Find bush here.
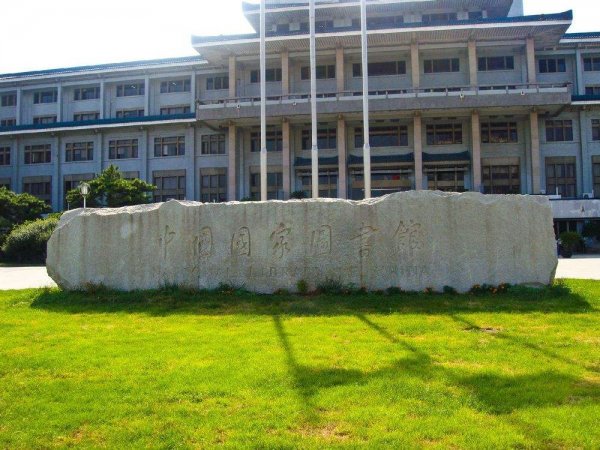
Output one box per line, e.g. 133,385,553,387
1,217,59,263
290,191,307,200
559,231,583,253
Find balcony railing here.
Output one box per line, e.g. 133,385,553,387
197,83,571,108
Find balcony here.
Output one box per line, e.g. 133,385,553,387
196,83,571,121
547,196,600,220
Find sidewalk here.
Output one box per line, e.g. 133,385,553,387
1,256,599,290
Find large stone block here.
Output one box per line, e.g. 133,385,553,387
47,192,558,293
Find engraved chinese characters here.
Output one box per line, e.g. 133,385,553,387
231,227,251,257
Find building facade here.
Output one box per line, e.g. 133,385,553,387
1,0,600,231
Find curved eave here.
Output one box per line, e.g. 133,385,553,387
193,19,572,63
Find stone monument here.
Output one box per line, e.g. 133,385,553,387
47,191,558,293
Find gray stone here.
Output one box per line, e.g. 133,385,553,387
47,191,558,293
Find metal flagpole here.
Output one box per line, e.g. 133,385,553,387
309,0,319,198
260,0,268,201
360,0,371,199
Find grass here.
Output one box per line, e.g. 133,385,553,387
0,281,598,448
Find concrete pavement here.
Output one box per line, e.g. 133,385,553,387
0,256,599,290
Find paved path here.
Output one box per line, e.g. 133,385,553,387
1,256,600,290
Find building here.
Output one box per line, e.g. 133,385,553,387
1,0,599,233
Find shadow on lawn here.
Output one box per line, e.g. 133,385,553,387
29,283,594,317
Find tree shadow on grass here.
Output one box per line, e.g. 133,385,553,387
28,284,595,317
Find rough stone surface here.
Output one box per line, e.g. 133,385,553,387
47,192,558,293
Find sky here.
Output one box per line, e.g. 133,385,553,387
0,0,595,74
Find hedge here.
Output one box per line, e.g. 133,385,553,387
1,217,59,263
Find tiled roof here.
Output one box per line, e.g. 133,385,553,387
0,56,205,82
192,11,573,45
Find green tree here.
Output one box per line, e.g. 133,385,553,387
0,187,51,225
65,165,155,208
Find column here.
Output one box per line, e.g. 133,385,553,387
414,114,423,190
336,46,345,93
144,77,150,116
530,111,541,194
57,84,63,122
411,42,420,90
309,0,319,198
575,48,585,96
579,110,591,194
52,136,60,211
140,129,149,182
99,81,105,119
282,120,291,199
337,118,347,198
526,37,537,85
360,0,371,198
471,111,482,192
96,132,103,174
468,40,478,88
186,126,196,200
228,124,237,201
229,55,237,98
259,0,267,201
190,73,197,113
15,88,22,125
11,137,19,193
281,50,290,97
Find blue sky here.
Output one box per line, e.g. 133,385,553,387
0,0,593,74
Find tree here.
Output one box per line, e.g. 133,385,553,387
65,165,156,208
0,187,51,225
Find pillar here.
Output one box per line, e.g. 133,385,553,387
229,55,237,98
468,40,478,88
580,109,591,194
185,126,196,200
414,114,423,190
15,88,22,125
282,120,291,199
336,46,345,93
99,81,105,119
228,124,237,201
530,111,541,194
190,73,197,113
281,50,290,96
576,48,585,96
526,37,537,85
57,84,63,122
11,137,19,193
140,129,149,182
471,111,482,192
52,136,60,211
411,42,420,90
96,131,103,174
144,77,150,116
337,118,347,198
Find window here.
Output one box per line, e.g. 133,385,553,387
23,178,51,203
0,179,9,190
426,123,463,145
201,134,226,155
64,174,94,204
545,120,573,142
33,90,57,104
352,61,406,77
422,13,457,24
367,15,404,29
546,157,576,197
65,142,94,162
300,65,336,80
585,86,600,96
276,23,290,33
426,166,466,192
73,112,99,122
160,106,190,115
33,116,57,125
153,170,186,202
355,126,408,148
160,79,191,94
1,94,16,107
250,130,283,152
424,58,460,73
154,136,185,157
206,76,229,91
478,56,514,71
482,160,520,194
109,139,138,160
0,147,10,166
468,11,483,20
116,109,145,118
24,144,51,164
481,122,518,144
0,118,16,127
593,156,600,198
250,68,282,83
302,128,337,150
200,168,227,202
593,119,600,141
350,168,412,199
583,57,600,72
74,87,100,101
116,82,145,97
250,171,282,200
539,58,566,73
299,169,338,198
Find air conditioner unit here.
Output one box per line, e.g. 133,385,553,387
583,192,595,199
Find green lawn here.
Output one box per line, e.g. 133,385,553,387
0,282,599,449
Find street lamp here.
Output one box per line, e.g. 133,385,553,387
79,182,90,210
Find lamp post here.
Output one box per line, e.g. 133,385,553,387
79,182,90,210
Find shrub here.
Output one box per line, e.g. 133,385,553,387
1,217,59,263
316,278,345,295
290,191,307,200
296,279,309,295
443,286,458,295
559,231,583,253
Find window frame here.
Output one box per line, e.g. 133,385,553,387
426,123,463,145
153,136,186,157
545,120,574,142
24,144,52,164
108,139,139,160
423,58,460,74
65,141,94,162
